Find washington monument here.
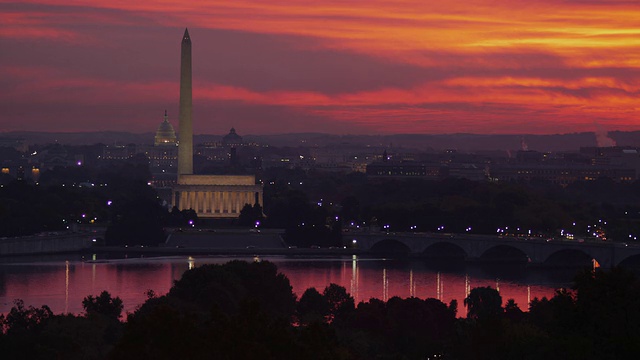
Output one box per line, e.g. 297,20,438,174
172,28,263,218
178,28,193,175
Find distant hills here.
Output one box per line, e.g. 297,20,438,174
2,130,639,152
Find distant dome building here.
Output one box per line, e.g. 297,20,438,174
222,127,243,148
155,110,178,146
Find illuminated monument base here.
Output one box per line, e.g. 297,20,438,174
172,175,263,218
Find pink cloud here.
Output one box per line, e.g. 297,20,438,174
1,0,639,135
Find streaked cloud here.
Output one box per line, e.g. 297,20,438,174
0,0,639,134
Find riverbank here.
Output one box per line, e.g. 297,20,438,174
0,231,100,256
88,245,362,257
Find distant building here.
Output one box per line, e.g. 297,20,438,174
195,142,225,161
366,150,490,180
580,146,640,179
195,128,260,165
367,160,444,179
484,146,639,185
490,164,636,185
222,128,243,148
0,164,39,182
447,163,487,181
310,145,379,174
28,144,83,169
0,137,26,152
103,144,136,160
516,150,544,164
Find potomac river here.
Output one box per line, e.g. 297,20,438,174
0,253,577,316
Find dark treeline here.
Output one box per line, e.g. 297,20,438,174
1,261,640,359
2,162,640,247
0,159,194,244
262,168,640,246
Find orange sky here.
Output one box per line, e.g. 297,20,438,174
1,0,639,134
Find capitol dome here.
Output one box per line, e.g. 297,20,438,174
154,110,177,146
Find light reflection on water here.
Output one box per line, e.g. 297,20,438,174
0,254,576,316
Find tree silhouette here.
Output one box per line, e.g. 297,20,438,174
323,284,355,323
82,291,124,321
296,287,329,325
238,203,264,227
464,286,503,320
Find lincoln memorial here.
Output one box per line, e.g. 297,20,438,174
172,175,262,218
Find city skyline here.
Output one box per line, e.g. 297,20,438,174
1,1,640,135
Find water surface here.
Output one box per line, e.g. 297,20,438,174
0,254,575,316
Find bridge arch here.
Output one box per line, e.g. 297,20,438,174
543,249,597,268
480,245,529,264
616,254,640,269
370,239,411,255
423,242,467,260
